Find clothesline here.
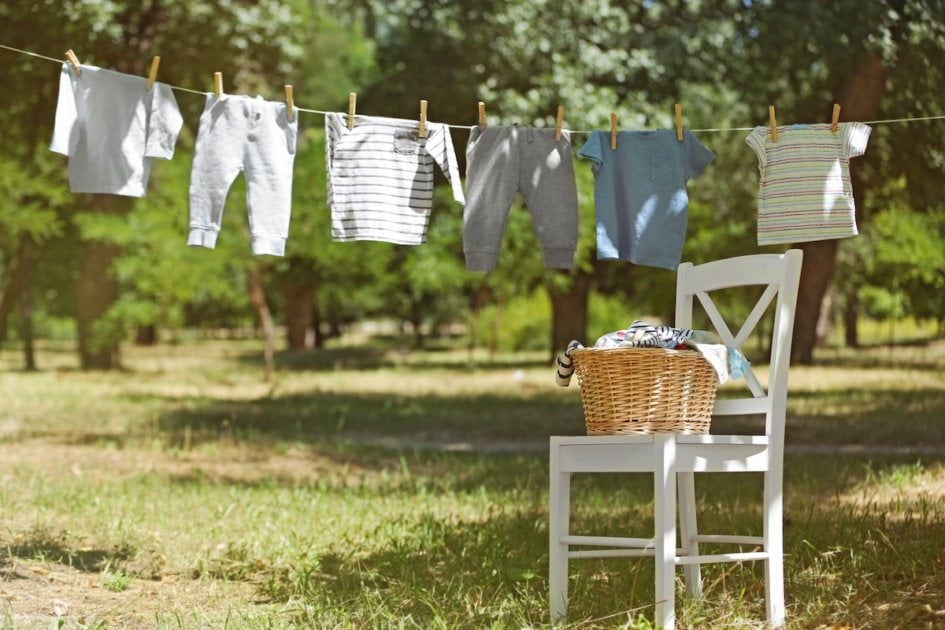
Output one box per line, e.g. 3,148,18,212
4,42,945,135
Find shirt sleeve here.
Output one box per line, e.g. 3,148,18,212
842,122,871,159
684,130,715,179
577,131,604,173
50,63,78,156
325,113,341,202
427,124,465,205
744,126,767,168
144,82,184,160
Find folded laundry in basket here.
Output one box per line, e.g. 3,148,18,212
554,320,749,387
593,320,700,349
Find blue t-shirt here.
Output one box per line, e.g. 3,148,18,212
578,129,714,270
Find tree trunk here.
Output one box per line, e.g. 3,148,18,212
0,237,32,350
313,307,326,348
135,325,158,346
283,282,315,350
815,285,835,348
246,264,276,381
548,271,592,362
76,195,127,370
791,55,888,364
792,240,837,364
408,299,425,350
843,291,860,348
17,237,36,371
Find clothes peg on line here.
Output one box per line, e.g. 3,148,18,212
768,105,778,142
213,72,223,97
285,85,294,122
674,103,684,142
555,105,564,141
831,103,841,133
610,112,618,150
419,99,428,138
478,101,486,128
146,56,161,90
348,92,357,130
65,49,82,75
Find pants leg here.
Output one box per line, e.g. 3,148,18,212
517,129,579,269
462,126,521,272
188,96,246,249
243,99,298,256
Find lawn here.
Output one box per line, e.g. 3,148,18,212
1,338,944,628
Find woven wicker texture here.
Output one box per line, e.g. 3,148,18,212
571,347,717,435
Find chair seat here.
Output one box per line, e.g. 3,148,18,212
552,433,771,473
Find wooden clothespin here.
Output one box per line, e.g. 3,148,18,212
419,99,428,138
610,112,618,150
830,103,841,133
768,105,778,142
348,92,357,130
674,103,684,142
213,72,223,97
146,56,161,90
65,49,82,76
284,85,294,122
478,101,486,129
555,105,564,141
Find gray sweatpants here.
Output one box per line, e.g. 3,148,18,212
463,126,579,272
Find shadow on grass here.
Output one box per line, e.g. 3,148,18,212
813,338,945,371
785,387,945,447
230,346,554,373
149,385,945,457
3,527,133,573
155,389,585,451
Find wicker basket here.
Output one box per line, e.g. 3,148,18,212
570,347,717,435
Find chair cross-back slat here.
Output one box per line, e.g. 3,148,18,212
694,282,780,401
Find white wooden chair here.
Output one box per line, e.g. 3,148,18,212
549,249,803,628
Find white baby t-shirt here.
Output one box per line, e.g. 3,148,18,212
50,63,183,197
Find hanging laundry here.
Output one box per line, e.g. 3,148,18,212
325,113,464,245
745,122,871,245
188,94,298,256
50,63,182,197
463,126,579,272
578,129,714,270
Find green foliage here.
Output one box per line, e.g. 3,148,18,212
3,0,945,357
862,205,945,323
472,289,550,352
0,155,69,245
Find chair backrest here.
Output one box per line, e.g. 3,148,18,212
674,249,803,440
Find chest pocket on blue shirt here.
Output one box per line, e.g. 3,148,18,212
649,147,677,186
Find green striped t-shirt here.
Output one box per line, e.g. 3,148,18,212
746,122,871,246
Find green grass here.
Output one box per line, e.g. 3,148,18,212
1,338,944,627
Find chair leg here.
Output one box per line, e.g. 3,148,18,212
764,470,786,627
678,471,702,598
654,435,677,629
549,445,571,623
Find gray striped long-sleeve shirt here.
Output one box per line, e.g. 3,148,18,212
326,113,465,245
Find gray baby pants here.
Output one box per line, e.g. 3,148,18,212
463,126,579,272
